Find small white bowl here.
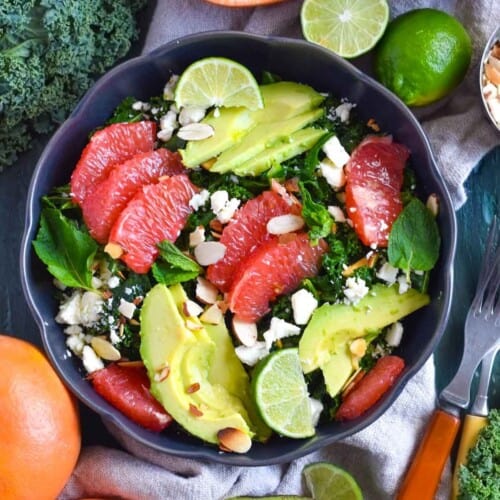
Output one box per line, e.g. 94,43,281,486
479,26,500,132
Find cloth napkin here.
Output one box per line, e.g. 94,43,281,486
61,1,499,499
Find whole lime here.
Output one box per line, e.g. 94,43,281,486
374,8,472,106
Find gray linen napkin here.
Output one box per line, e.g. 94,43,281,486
61,1,499,499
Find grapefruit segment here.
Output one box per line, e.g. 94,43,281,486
207,190,299,292
82,149,185,244
228,233,327,322
345,135,409,248
70,121,156,204
108,174,199,274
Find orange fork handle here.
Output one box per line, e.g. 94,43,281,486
397,409,460,500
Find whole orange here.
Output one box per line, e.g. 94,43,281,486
0,335,81,500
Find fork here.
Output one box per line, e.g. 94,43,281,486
397,216,499,500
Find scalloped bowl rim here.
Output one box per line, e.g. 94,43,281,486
20,31,456,466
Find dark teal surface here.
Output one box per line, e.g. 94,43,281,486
435,145,500,408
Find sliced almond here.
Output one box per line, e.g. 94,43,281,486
189,226,205,247
183,299,204,318
266,214,305,235
426,193,439,217
194,241,226,266
189,403,203,417
186,382,200,394
196,277,219,304
177,123,214,141
90,336,121,361
185,318,203,331
199,303,223,325
154,364,170,382
105,242,123,259
217,427,252,454
232,317,258,346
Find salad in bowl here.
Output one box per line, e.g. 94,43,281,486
22,32,455,465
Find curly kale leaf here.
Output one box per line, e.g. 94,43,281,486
458,409,500,499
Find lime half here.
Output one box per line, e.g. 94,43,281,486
303,462,363,500
174,57,263,110
300,0,389,58
252,348,314,439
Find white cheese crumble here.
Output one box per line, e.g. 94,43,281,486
66,334,85,355
291,289,318,325
322,136,350,168
318,158,346,190
210,190,241,224
178,106,206,126
386,321,404,347
376,262,399,284
234,341,269,367
118,298,136,319
163,74,179,101
81,345,104,374
56,290,103,327
107,276,120,289
397,275,410,294
343,277,369,305
189,189,210,210
335,102,356,123
263,317,301,349
160,110,178,131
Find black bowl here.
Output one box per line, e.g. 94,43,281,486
20,31,456,466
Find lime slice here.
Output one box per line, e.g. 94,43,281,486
303,462,363,500
252,348,314,439
300,0,389,59
174,57,263,110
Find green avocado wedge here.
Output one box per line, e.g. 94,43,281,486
233,127,327,177
298,284,430,375
210,108,324,174
140,283,267,446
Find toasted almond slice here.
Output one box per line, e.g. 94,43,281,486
177,123,214,141
266,214,305,235
194,241,226,266
199,303,223,325
185,318,204,331
105,242,123,259
349,338,367,358
217,427,252,454
196,277,219,304
90,336,121,361
426,193,439,217
232,317,258,346
183,299,204,318
189,403,203,417
154,364,170,382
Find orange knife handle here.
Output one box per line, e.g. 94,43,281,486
397,409,460,500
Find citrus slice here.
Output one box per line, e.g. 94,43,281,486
252,348,315,439
174,57,263,110
300,0,389,59
303,462,363,500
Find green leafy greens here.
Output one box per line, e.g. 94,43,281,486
299,181,333,243
32,207,98,290
388,198,440,273
152,241,202,286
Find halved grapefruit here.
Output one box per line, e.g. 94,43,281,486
207,190,298,292
82,149,185,244
108,174,199,274
228,233,327,322
70,121,156,204
345,135,409,248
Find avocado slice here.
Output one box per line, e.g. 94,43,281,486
180,82,324,168
204,323,272,442
254,81,325,123
210,108,324,174
233,127,327,177
140,283,260,445
320,343,354,398
180,107,255,168
298,284,430,374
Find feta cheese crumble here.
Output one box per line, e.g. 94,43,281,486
291,289,318,325
322,136,350,168
235,341,269,367
118,298,136,319
210,190,241,224
343,277,369,305
376,262,399,284
189,189,210,210
386,321,404,346
263,317,301,349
